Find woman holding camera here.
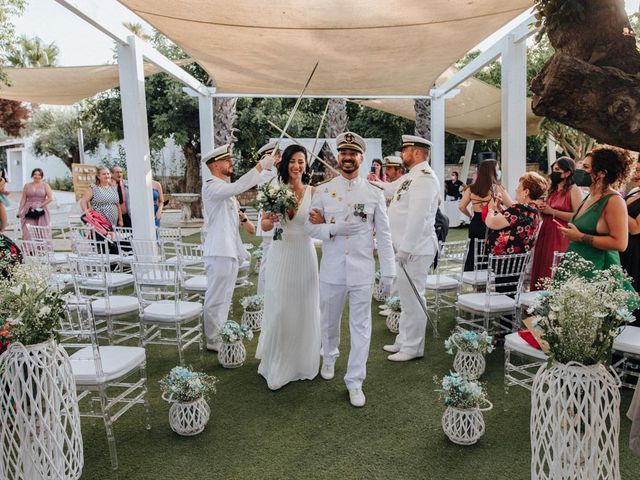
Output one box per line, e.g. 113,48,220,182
17,168,53,241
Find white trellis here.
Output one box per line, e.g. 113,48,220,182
441,401,493,446
218,342,247,368
168,397,211,437
453,350,487,380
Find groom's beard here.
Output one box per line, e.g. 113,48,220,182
339,160,358,174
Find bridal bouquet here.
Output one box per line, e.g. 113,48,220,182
219,321,254,344
529,252,640,365
435,372,488,409
445,329,494,355
253,181,298,240
159,366,218,403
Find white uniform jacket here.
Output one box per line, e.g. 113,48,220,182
387,161,441,256
255,169,277,238
202,167,262,259
304,176,396,287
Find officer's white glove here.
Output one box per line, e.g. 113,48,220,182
379,275,395,297
259,154,275,171
396,250,411,266
331,219,368,237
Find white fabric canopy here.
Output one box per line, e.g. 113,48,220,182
119,0,532,95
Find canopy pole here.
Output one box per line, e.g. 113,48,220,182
500,33,527,195
460,140,475,184
198,93,215,182
117,35,156,242
429,90,445,194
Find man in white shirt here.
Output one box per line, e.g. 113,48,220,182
382,135,440,362
202,144,274,351
305,132,396,407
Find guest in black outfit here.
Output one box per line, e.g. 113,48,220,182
622,160,640,325
445,171,464,200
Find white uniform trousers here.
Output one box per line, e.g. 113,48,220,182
204,256,238,348
256,238,273,296
320,281,373,390
393,254,434,357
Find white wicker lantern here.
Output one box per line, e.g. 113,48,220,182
386,311,400,333
453,351,486,380
441,400,492,446
168,397,210,437
241,309,263,332
218,341,247,368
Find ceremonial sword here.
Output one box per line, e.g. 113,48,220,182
400,262,430,322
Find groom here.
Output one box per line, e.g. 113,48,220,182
305,132,396,407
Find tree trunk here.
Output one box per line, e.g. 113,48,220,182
214,98,238,147
183,142,203,218
531,0,640,151
322,98,348,178
414,99,431,139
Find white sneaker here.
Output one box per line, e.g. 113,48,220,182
206,341,221,352
348,388,366,407
320,361,335,380
383,344,400,353
387,352,422,362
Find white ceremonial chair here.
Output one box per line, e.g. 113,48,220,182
26,224,71,267
157,227,182,262
455,251,531,335
166,240,203,268
504,331,548,393
69,256,140,344
459,238,490,293
132,261,204,365
177,243,207,299
113,226,135,271
58,299,150,472
612,325,640,389
130,238,165,263
20,240,73,288
70,235,123,272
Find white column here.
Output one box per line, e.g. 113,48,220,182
117,36,156,241
500,33,527,195
429,90,445,194
546,135,557,173
198,94,215,182
460,140,475,184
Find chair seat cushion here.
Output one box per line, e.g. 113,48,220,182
50,252,69,264
82,273,134,288
461,270,489,286
184,275,207,292
457,292,516,313
142,300,202,322
70,346,146,385
166,256,201,266
613,326,640,355
426,274,459,290
91,296,139,316
505,332,548,360
518,291,546,307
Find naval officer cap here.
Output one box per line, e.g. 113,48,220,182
336,132,366,154
257,140,278,157
201,144,232,165
383,156,403,167
401,135,432,150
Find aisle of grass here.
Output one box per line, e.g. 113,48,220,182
80,227,640,479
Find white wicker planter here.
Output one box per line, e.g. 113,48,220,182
385,311,400,333
372,281,388,302
453,350,486,379
442,400,493,446
241,309,263,332
531,361,621,480
218,341,247,369
0,339,83,480
253,259,261,274
167,397,210,437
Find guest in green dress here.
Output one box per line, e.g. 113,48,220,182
559,145,635,273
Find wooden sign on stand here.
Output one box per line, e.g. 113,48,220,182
72,163,97,201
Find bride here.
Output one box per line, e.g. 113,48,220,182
256,144,321,390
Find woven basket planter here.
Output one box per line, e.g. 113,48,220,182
385,311,400,333
168,397,210,437
372,280,388,302
253,259,261,274
453,351,486,380
0,339,83,480
531,362,621,480
442,401,492,446
218,341,247,369
241,309,263,332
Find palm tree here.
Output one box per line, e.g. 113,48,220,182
214,97,238,147
322,98,348,174
6,35,59,67
414,98,431,140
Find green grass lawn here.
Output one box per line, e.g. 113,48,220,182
79,226,640,479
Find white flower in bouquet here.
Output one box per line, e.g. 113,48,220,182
384,296,402,313
253,181,298,241
159,366,218,403
444,329,494,355
435,372,488,409
219,321,254,343
240,294,264,312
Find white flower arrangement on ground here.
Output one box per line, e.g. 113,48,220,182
445,329,494,355
252,244,263,260
384,296,401,313
240,294,264,312
219,321,254,344
529,252,640,365
253,181,298,240
159,366,218,403
435,372,488,409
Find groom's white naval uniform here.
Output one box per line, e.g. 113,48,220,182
305,132,395,407
202,144,272,350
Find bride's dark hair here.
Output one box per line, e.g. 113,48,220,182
278,144,310,184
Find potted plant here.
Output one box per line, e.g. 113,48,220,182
528,253,639,480
445,329,494,379
160,366,218,436
436,372,492,446
240,294,264,332
383,296,401,333
0,260,83,480
218,321,254,368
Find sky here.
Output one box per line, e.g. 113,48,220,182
10,0,640,67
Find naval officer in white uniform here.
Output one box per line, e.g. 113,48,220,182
202,144,274,351
255,141,282,295
382,135,440,361
305,132,396,407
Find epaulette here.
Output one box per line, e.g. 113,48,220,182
206,179,214,183
420,169,431,175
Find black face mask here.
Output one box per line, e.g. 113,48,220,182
549,172,563,183
573,169,592,187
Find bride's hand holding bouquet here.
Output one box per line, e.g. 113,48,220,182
254,182,298,240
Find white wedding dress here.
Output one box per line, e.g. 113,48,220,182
257,186,321,389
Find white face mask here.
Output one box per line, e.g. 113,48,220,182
496,169,502,181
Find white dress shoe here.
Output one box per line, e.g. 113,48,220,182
348,388,366,407
206,342,221,352
387,352,422,362
380,309,391,317
383,344,400,353
320,361,335,380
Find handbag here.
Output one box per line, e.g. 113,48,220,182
81,210,115,242
24,207,45,220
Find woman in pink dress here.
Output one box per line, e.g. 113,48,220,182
530,157,583,289
17,168,53,241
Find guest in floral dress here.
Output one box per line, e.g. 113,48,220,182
16,168,53,241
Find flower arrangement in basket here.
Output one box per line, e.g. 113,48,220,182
218,321,254,368
373,271,387,302
435,372,492,446
383,296,401,333
160,366,218,436
252,244,263,273
253,182,298,240
240,294,264,332
445,329,494,379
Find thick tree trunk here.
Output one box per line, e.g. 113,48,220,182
322,98,348,178
183,142,203,218
414,99,431,139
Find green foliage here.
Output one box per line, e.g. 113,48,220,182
47,176,73,192
5,34,59,68
0,0,26,85
533,0,587,37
